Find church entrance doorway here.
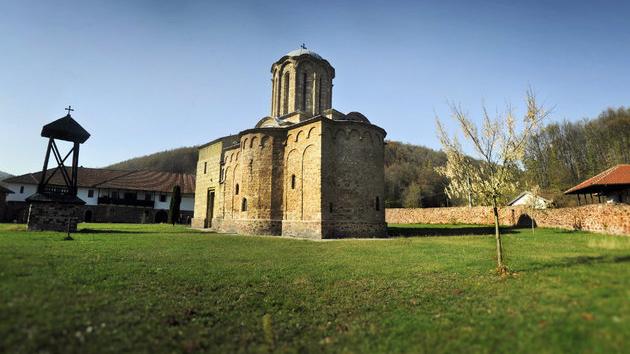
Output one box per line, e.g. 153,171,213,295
205,190,215,228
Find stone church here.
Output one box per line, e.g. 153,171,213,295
192,48,387,239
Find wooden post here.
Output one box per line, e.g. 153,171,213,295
71,142,80,196
38,138,53,193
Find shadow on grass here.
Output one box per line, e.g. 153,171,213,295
387,226,517,237
519,254,630,272
77,228,153,234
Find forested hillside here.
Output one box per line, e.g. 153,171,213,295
105,141,449,208
105,107,629,208
384,142,449,207
106,146,199,174
0,171,13,181
524,107,630,205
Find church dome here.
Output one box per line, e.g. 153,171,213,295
286,48,323,60
343,112,371,123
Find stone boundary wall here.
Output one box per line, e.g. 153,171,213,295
386,204,630,236
3,201,193,224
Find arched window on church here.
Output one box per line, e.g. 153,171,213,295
282,72,290,115
318,76,322,113
302,72,308,111
291,174,296,189
375,196,380,211
235,183,239,195
276,74,281,116
242,198,248,212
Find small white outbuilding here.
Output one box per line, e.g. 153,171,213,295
507,191,553,209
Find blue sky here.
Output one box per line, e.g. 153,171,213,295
1,0,629,175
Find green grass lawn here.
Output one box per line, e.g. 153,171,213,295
1,223,629,353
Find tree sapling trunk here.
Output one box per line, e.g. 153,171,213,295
492,199,506,274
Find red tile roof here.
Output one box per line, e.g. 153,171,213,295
565,164,630,194
4,167,195,194
97,170,196,194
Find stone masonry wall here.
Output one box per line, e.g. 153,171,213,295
202,119,388,239
192,142,223,228
7,201,189,224
212,129,289,236
386,204,630,236
283,121,322,222
27,202,82,232
321,119,387,238
83,205,193,224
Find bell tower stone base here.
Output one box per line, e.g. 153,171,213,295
27,201,83,232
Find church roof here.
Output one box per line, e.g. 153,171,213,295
342,112,371,123
272,47,335,76
286,48,323,60
199,134,240,149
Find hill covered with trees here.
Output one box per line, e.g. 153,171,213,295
105,141,449,208
524,107,630,205
0,171,13,181
106,146,199,175
105,107,629,208
384,142,449,207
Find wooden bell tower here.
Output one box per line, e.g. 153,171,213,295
26,106,91,232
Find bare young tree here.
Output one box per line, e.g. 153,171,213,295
436,90,548,274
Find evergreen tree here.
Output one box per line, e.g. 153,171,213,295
168,185,182,225
402,182,423,208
